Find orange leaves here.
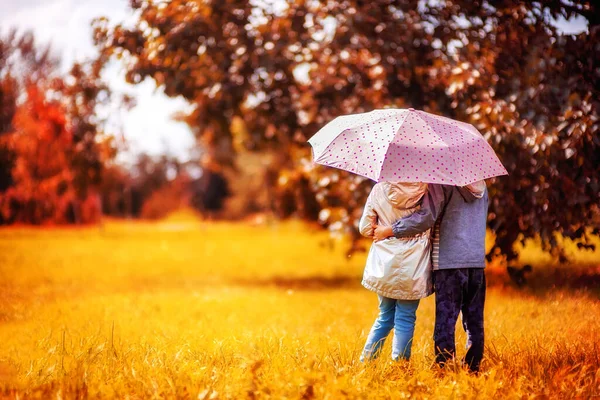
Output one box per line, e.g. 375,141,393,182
1,28,115,224
8,85,72,184
0,84,77,223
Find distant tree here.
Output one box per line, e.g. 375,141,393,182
0,30,57,214
191,167,230,219
98,163,131,217
95,0,599,261
140,174,191,220
100,153,200,220
120,153,183,217
0,86,74,223
54,59,115,201
0,29,116,224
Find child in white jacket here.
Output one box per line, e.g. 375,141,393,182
358,181,433,361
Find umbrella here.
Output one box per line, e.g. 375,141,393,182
308,108,507,186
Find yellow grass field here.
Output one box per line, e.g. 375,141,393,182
1,213,599,399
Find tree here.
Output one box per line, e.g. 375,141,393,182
440,2,600,260
95,0,599,261
0,30,57,214
54,59,115,202
0,29,116,224
0,85,74,223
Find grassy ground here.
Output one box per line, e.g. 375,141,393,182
0,214,599,399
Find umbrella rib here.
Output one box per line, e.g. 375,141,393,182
375,110,412,182
313,110,402,166
410,112,461,186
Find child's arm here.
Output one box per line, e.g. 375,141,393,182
374,184,445,241
358,188,378,238
391,184,446,238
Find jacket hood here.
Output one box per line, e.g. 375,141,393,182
458,180,487,203
381,181,428,209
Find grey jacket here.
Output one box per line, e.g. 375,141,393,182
391,182,488,269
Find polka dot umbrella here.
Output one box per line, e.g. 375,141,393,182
308,108,508,186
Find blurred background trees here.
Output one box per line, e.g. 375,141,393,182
91,0,598,261
0,30,116,224
0,1,598,263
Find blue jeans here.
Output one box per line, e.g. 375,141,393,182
361,296,420,361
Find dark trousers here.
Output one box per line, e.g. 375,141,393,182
433,268,486,372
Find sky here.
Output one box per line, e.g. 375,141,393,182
0,0,196,164
0,0,589,164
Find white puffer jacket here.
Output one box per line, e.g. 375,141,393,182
359,182,433,300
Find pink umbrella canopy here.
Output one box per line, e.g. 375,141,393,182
308,108,508,186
